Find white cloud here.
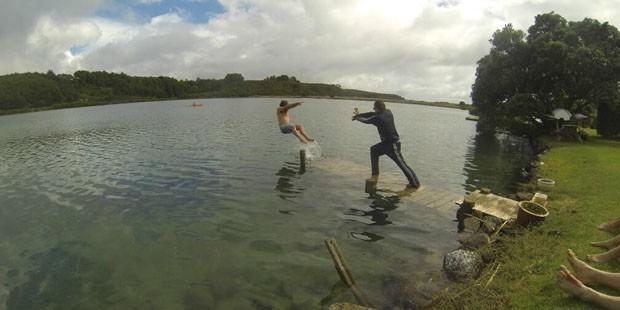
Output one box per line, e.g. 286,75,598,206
1,0,620,102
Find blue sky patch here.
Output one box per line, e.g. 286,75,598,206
95,0,225,24
69,44,89,55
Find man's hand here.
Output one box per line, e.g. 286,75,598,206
352,107,359,121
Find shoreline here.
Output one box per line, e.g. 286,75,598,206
0,95,469,117
431,132,620,309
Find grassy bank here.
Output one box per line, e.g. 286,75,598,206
435,135,620,309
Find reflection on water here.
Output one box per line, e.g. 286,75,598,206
463,132,534,195
345,194,401,226
274,161,305,202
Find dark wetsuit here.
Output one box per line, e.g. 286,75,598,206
355,110,420,188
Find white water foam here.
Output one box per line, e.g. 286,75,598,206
299,141,322,161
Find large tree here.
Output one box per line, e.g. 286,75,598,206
471,12,620,137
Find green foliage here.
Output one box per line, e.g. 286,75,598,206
223,73,244,84
595,84,620,137
0,71,403,113
472,12,620,137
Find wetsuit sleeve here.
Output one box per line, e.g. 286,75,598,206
355,112,378,124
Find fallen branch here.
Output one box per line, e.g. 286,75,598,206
324,238,374,308
490,220,509,242
485,263,502,288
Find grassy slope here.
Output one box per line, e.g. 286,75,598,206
435,135,620,309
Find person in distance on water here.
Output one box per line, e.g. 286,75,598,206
352,100,421,191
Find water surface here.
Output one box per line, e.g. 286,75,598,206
0,98,532,309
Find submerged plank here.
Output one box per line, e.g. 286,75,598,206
314,158,463,215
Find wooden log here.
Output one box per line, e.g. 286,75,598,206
324,239,373,308
300,149,306,170
364,179,377,194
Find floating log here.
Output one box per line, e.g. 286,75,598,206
324,238,373,308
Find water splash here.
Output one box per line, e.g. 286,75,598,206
299,141,322,160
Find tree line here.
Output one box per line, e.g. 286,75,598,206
0,71,403,112
471,12,620,138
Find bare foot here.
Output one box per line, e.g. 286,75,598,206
587,253,609,263
557,265,588,299
597,218,620,233
591,240,615,250
591,234,620,250
591,241,611,249
566,249,597,285
556,265,591,300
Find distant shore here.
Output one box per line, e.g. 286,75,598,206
283,95,471,110
0,95,470,117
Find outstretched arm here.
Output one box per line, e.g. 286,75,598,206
280,102,302,112
352,109,378,124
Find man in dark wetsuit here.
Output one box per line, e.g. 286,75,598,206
352,100,421,190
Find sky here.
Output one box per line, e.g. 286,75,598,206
1,0,619,102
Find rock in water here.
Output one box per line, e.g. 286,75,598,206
457,232,490,249
443,249,483,281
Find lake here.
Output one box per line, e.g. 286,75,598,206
0,98,533,309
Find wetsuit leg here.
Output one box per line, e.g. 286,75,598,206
370,142,387,176
385,142,420,188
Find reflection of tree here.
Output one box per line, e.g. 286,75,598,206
274,161,305,201
462,133,534,195
345,194,401,226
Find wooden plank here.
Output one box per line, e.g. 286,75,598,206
315,158,465,214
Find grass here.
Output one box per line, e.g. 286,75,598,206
433,134,620,309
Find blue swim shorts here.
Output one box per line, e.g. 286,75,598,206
280,124,294,134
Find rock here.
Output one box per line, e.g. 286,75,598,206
516,192,534,201
328,303,376,310
381,271,450,309
481,215,503,233
443,249,483,281
462,216,481,232
457,232,490,249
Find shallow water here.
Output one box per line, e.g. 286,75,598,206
0,98,532,309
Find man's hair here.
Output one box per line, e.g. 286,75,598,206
374,100,386,112
280,100,288,107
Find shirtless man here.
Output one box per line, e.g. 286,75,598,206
277,100,314,144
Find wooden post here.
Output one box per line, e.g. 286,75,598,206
299,149,306,172
324,238,373,308
365,178,377,194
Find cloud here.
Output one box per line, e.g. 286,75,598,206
1,0,620,102
0,0,104,73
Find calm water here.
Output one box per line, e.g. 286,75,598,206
0,98,532,309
